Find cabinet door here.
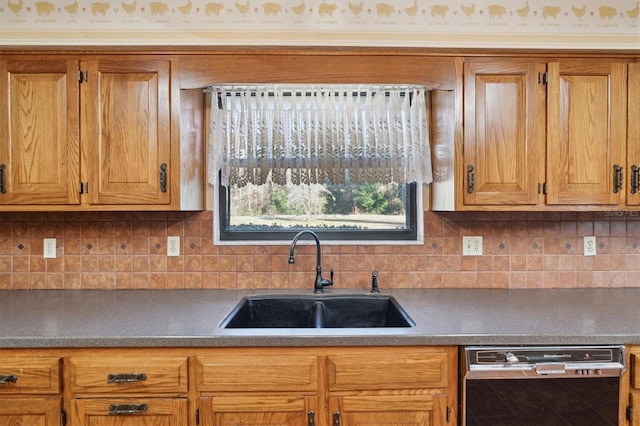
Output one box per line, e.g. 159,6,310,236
329,394,448,426
81,58,171,206
628,63,640,206
0,396,61,426
0,59,80,205
200,396,317,426
72,398,187,426
463,60,545,206
546,61,627,205
632,392,640,426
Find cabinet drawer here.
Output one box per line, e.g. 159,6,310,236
68,356,188,395
0,357,60,394
72,398,187,426
326,347,451,391
196,350,317,392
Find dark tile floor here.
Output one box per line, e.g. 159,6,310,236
465,377,620,425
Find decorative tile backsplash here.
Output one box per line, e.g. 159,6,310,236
0,0,638,48
1,210,638,290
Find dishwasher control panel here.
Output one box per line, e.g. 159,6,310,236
464,345,626,379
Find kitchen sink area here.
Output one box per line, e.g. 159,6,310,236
219,294,415,329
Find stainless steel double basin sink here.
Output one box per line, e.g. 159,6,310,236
220,294,415,329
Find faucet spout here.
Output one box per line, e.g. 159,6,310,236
289,230,333,293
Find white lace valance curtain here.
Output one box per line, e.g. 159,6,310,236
208,84,433,187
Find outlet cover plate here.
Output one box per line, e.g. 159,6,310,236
463,236,483,256
43,238,56,259
167,236,180,257
584,236,596,256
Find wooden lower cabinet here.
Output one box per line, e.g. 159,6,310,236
67,352,190,426
1,346,457,426
196,346,457,426
629,349,640,425
0,354,62,426
0,396,61,426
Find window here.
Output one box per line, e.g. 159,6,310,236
208,85,432,244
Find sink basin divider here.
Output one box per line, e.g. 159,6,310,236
313,301,324,328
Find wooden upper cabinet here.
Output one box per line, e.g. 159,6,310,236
81,58,171,205
546,60,627,206
628,62,640,206
459,58,631,210
463,60,545,206
0,59,80,205
0,56,184,210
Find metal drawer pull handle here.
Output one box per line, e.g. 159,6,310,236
107,373,147,383
159,163,167,193
631,165,639,194
109,403,149,415
467,164,475,193
0,374,18,384
613,164,623,193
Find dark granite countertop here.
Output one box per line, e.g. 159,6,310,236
1,288,639,348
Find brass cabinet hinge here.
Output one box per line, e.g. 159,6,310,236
195,408,200,425
627,405,633,422
77,70,88,83
61,409,67,426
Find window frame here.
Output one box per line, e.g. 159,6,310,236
214,177,422,244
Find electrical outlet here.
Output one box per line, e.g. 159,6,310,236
167,236,180,257
462,236,483,256
584,236,596,256
43,238,56,259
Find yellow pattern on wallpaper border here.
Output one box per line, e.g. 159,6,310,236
1,0,638,48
